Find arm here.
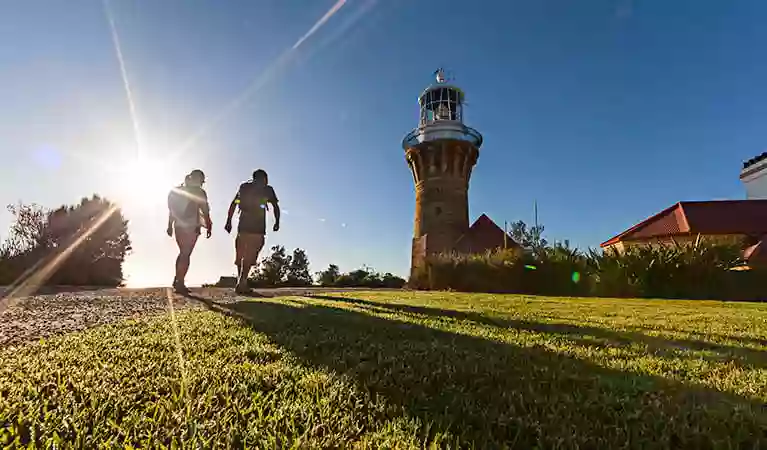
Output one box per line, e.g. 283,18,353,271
269,187,280,230
200,195,213,230
272,203,281,227
225,187,241,233
197,189,213,238
166,192,175,235
226,197,238,224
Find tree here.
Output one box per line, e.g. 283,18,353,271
336,267,376,287
49,196,131,285
315,264,340,286
313,263,406,288
0,202,47,258
509,220,547,253
253,245,292,286
0,195,131,287
286,248,312,286
380,272,407,288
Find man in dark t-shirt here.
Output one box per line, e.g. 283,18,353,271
167,169,212,294
224,169,280,294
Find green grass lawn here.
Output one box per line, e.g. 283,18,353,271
1,292,766,448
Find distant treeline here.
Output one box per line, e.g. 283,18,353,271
209,245,406,289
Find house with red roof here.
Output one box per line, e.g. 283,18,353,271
601,153,767,265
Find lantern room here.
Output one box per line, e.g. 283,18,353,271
402,69,483,148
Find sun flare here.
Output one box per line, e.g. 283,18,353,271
111,154,178,209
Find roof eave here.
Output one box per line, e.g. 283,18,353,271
600,202,682,247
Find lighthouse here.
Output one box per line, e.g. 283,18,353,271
403,69,485,277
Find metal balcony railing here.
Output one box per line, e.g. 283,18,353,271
402,124,483,149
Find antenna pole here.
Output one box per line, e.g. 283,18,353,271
534,200,538,229
504,221,508,249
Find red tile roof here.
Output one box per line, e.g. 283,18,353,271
601,200,767,247
454,214,519,254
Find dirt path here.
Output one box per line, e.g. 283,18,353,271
0,287,397,347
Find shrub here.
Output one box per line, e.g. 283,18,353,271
0,196,131,288
411,239,766,301
334,266,406,288
413,246,593,296
247,246,313,288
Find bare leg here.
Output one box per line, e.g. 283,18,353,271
236,253,251,293
238,259,252,291
235,234,249,293
234,235,242,282
237,234,265,293
175,228,199,291
175,253,190,285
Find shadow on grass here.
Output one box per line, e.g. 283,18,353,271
629,325,767,349
310,295,767,370
214,297,766,448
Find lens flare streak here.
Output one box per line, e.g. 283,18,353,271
292,0,348,50
103,0,143,159
165,288,189,401
170,0,359,161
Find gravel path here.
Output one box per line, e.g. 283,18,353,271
0,287,395,348
0,288,218,348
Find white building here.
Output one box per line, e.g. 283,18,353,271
741,152,767,199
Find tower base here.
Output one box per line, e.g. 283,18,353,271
410,235,428,280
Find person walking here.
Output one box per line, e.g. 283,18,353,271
224,169,280,294
167,169,212,294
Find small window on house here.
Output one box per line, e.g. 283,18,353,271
435,206,442,216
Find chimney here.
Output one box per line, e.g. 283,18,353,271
740,151,767,199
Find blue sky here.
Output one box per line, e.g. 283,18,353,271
1,0,766,287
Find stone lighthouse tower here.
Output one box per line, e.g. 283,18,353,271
403,69,484,277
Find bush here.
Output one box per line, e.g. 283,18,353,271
411,239,767,301
0,196,131,287
247,246,313,288
413,246,592,296
316,265,406,289
334,266,407,288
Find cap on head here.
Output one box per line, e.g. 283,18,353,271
252,169,268,184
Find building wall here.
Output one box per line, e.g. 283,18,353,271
741,161,767,199
413,178,469,254
410,235,428,279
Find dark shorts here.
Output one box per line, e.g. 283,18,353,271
238,215,266,235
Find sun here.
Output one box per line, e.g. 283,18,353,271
110,154,178,209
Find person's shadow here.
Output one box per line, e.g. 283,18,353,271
308,295,767,370
213,297,767,449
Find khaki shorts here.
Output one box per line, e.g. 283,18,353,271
235,233,265,264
